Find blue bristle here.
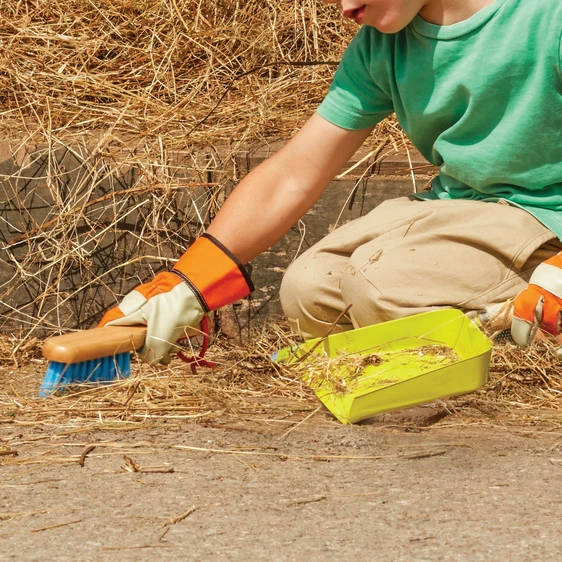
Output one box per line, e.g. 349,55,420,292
117,353,129,377
89,357,102,383
39,352,131,397
78,360,87,384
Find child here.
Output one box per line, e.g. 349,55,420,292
99,0,562,364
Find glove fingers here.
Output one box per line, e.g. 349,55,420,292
138,284,205,364
99,290,149,327
98,306,125,327
512,289,543,347
511,317,537,347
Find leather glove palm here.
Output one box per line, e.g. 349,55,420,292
511,252,562,346
99,234,253,364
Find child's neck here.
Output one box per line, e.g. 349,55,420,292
419,0,497,26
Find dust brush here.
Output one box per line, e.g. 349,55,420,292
40,326,146,397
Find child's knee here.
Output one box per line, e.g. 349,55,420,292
279,260,305,320
280,254,348,338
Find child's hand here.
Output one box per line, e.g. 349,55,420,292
98,234,252,364
511,253,562,346
98,272,206,364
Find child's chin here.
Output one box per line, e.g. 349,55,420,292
369,19,410,34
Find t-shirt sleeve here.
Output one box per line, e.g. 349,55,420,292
316,26,394,130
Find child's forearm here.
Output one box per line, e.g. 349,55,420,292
206,151,328,263
207,113,373,263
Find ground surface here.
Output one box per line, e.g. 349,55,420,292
1,347,562,561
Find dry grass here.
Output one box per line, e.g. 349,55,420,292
286,344,459,397
0,328,561,437
0,0,356,145
457,337,562,415
0,328,561,467
0,1,407,338
0,324,318,430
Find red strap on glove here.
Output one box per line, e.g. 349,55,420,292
512,252,562,346
177,316,217,373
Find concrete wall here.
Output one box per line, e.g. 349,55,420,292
0,141,434,336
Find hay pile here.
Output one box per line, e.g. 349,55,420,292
0,1,403,337
0,0,356,145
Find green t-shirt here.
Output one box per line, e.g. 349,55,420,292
317,0,562,239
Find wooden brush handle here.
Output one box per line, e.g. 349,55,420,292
42,326,147,364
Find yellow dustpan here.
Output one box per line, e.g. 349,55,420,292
273,309,492,424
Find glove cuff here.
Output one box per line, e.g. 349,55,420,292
171,233,254,312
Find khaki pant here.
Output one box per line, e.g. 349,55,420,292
279,197,562,339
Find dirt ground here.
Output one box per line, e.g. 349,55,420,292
2,357,562,562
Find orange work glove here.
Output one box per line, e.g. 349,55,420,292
98,234,253,364
511,252,562,347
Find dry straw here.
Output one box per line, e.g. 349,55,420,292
1,0,354,144
0,323,319,431
0,0,403,337
0,328,561,441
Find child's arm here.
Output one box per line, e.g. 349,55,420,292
207,112,375,263
99,113,374,363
